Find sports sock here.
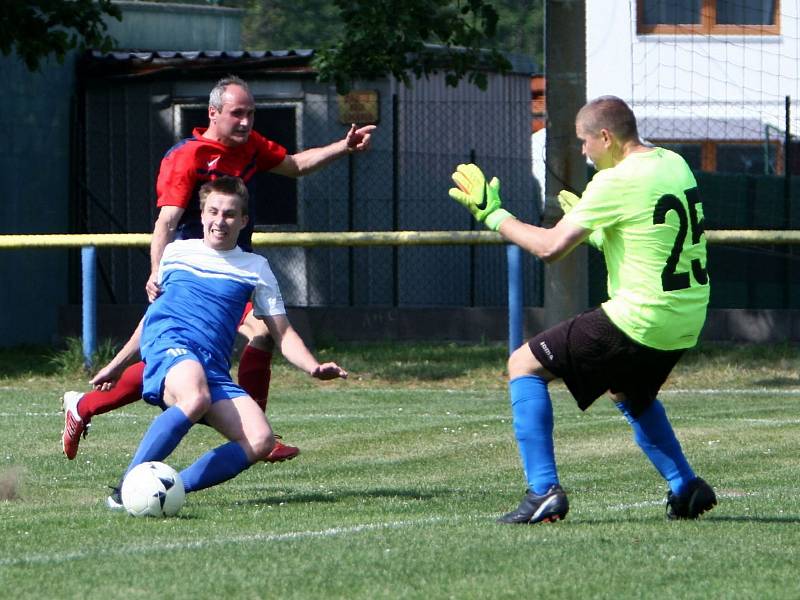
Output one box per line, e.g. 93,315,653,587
616,399,696,495
180,441,251,493
77,360,145,421
237,345,272,412
510,375,559,495
124,405,193,476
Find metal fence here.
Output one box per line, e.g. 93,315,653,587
77,85,542,310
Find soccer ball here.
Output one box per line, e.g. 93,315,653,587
121,461,185,517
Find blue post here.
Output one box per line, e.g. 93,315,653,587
506,244,523,355
81,246,97,369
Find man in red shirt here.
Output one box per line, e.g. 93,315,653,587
63,75,375,462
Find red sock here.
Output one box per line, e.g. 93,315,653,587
77,360,145,421
237,345,272,412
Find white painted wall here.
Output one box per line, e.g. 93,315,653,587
585,0,800,141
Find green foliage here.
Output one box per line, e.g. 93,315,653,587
0,0,121,71
46,337,121,378
234,0,344,53
223,1,543,91
493,0,544,67
312,0,511,93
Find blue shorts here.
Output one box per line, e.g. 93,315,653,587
142,337,247,410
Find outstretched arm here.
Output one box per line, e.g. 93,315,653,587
268,124,377,178
90,319,144,390
448,163,591,263
260,314,348,380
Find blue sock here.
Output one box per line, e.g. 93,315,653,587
616,399,696,495
510,375,559,495
124,405,193,476
180,441,251,493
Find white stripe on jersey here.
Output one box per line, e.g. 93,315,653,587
158,239,285,318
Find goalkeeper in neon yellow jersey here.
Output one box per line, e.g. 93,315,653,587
448,95,716,525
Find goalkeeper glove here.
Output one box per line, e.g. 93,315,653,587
557,189,580,214
557,188,603,250
448,163,514,231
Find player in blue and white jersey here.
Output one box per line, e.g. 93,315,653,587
111,176,347,496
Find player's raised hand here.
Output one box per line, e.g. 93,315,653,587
312,362,348,380
345,123,376,153
449,163,488,217
448,163,514,231
557,189,580,214
145,273,162,303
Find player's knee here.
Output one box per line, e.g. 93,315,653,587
507,345,534,379
248,430,275,462
176,393,212,422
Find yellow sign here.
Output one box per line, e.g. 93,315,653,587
337,90,379,125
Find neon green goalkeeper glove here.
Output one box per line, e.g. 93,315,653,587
448,163,514,231
558,189,604,251
557,189,580,214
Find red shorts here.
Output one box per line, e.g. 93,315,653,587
528,307,684,417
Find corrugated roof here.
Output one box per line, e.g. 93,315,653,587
79,47,537,80
88,49,315,61
78,49,317,79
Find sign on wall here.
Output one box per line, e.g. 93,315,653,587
337,90,379,125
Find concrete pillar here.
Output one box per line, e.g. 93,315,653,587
543,0,588,327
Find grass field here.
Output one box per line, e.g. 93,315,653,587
1,341,800,599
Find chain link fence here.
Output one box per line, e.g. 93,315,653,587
77,76,542,310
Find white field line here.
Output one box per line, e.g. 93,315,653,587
0,515,451,568
1,490,752,568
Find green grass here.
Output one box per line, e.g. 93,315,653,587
1,342,800,599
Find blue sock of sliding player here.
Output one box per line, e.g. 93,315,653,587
124,405,193,475
616,399,696,495
510,375,559,495
180,441,251,493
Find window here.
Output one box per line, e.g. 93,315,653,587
638,0,779,34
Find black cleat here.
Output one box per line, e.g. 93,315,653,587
666,477,717,520
498,485,569,524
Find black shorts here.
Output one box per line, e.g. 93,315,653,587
529,307,684,417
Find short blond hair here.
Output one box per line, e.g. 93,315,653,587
199,176,249,215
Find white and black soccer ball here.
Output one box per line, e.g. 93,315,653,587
121,461,185,517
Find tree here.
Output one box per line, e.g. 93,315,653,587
493,0,544,69
236,0,344,54
0,0,121,71
313,0,511,93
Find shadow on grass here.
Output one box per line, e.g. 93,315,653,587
753,376,800,388
578,514,800,525
704,515,800,524
233,486,442,507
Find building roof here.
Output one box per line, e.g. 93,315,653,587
78,49,317,79
78,48,537,80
